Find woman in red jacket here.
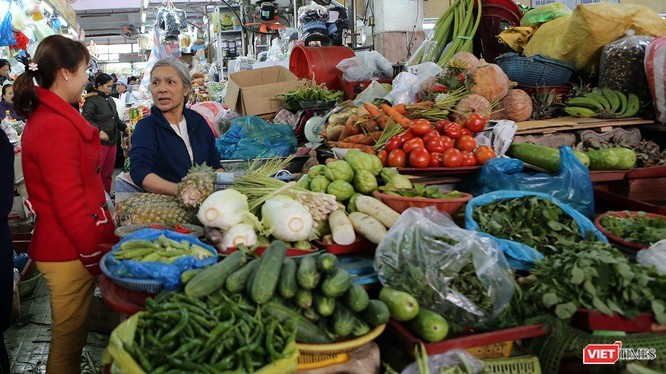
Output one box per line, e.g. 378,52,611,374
13,35,116,374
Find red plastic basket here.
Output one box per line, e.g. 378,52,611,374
571,309,656,333
313,237,375,255
593,211,666,250
372,190,472,214
223,246,322,258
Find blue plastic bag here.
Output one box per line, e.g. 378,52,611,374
216,116,297,160
464,190,607,271
0,7,16,47
105,229,217,290
473,145,594,217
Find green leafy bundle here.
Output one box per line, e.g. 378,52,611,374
600,211,666,246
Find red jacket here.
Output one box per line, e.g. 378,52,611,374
21,87,116,275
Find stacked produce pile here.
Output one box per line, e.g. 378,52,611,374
508,142,638,172
279,79,344,111
112,235,215,263
564,86,640,119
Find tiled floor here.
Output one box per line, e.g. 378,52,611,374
6,279,108,374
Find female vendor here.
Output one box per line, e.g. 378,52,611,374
130,58,221,195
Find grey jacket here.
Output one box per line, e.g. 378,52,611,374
81,91,127,145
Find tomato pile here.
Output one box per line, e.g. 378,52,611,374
377,114,497,168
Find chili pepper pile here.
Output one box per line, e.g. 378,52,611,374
127,292,296,373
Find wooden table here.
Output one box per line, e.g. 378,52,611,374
516,116,654,135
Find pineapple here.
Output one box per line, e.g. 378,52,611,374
114,193,198,226
176,163,216,208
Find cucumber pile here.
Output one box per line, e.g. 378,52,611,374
183,241,390,344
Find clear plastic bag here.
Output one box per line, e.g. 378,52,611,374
336,51,393,82
375,207,515,327
637,239,666,275
215,116,297,160
384,72,420,105
354,80,389,104
520,3,572,28
105,229,217,290
599,30,655,105
473,146,594,218
402,350,484,374
298,4,330,45
464,191,607,270
645,36,666,123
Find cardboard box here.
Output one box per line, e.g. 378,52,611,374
530,0,576,9
575,0,618,6
224,66,299,116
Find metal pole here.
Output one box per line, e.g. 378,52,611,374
349,0,357,48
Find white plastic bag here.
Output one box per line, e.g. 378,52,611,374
637,239,666,275
354,80,389,104
384,72,420,105
336,51,393,82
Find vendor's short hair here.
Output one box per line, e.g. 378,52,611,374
150,58,192,90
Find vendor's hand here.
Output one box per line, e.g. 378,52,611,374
99,130,109,141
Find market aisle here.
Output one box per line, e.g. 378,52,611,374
5,279,107,374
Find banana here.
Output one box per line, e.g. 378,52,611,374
567,97,605,110
565,107,599,118
600,88,620,114
583,92,612,112
615,90,628,116
621,93,640,118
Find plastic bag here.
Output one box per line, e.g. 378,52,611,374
336,51,393,82
215,116,297,160
465,191,608,270
637,240,666,275
384,72,420,105
646,36,666,123
105,229,217,290
599,30,654,106
375,207,515,327
298,4,330,45
520,3,572,27
354,80,389,104
402,350,484,374
474,146,594,217
0,8,16,47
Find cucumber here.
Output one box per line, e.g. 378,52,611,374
295,289,313,309
245,256,261,295
316,253,339,274
585,147,636,170
225,260,259,294
508,143,590,172
303,306,321,322
180,268,204,284
250,241,287,304
321,269,352,298
352,315,371,337
184,251,246,298
314,292,336,317
331,303,356,338
344,283,370,312
263,302,334,344
278,258,298,299
297,256,321,290
362,300,390,327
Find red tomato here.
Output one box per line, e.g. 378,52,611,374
460,127,473,136
410,119,432,137
422,129,440,144
440,135,454,151
455,135,477,152
465,113,487,133
409,147,431,168
435,119,454,135
384,135,404,152
377,149,388,166
426,137,447,153
403,137,425,154
443,122,463,139
429,152,443,167
388,149,407,167
442,148,463,168
474,146,497,165
400,131,415,143
460,151,477,166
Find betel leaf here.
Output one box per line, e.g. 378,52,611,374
570,266,585,285
651,300,666,325
555,302,577,319
583,280,597,296
547,220,562,231
542,292,560,308
593,297,613,316
606,299,624,315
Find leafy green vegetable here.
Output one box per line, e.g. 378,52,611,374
379,183,464,199
600,211,666,245
279,79,343,110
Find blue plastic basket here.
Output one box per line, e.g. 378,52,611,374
496,53,575,87
100,252,164,293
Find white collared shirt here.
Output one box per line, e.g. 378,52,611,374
170,117,194,164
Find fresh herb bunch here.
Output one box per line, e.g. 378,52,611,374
529,241,666,324
280,79,343,110
600,211,666,246
379,183,464,199
472,196,587,256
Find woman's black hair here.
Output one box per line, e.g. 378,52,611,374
1,84,11,99
13,35,90,118
94,73,113,89
0,59,10,72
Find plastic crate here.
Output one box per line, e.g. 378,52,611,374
483,355,541,374
100,252,164,293
570,308,656,333
496,53,574,87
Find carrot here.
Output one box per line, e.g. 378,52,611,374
339,115,361,140
360,145,376,155
334,142,366,149
381,103,412,128
363,103,382,118
340,135,374,145
394,103,406,115
370,131,385,140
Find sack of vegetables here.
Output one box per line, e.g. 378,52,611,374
375,207,515,329
465,191,607,271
